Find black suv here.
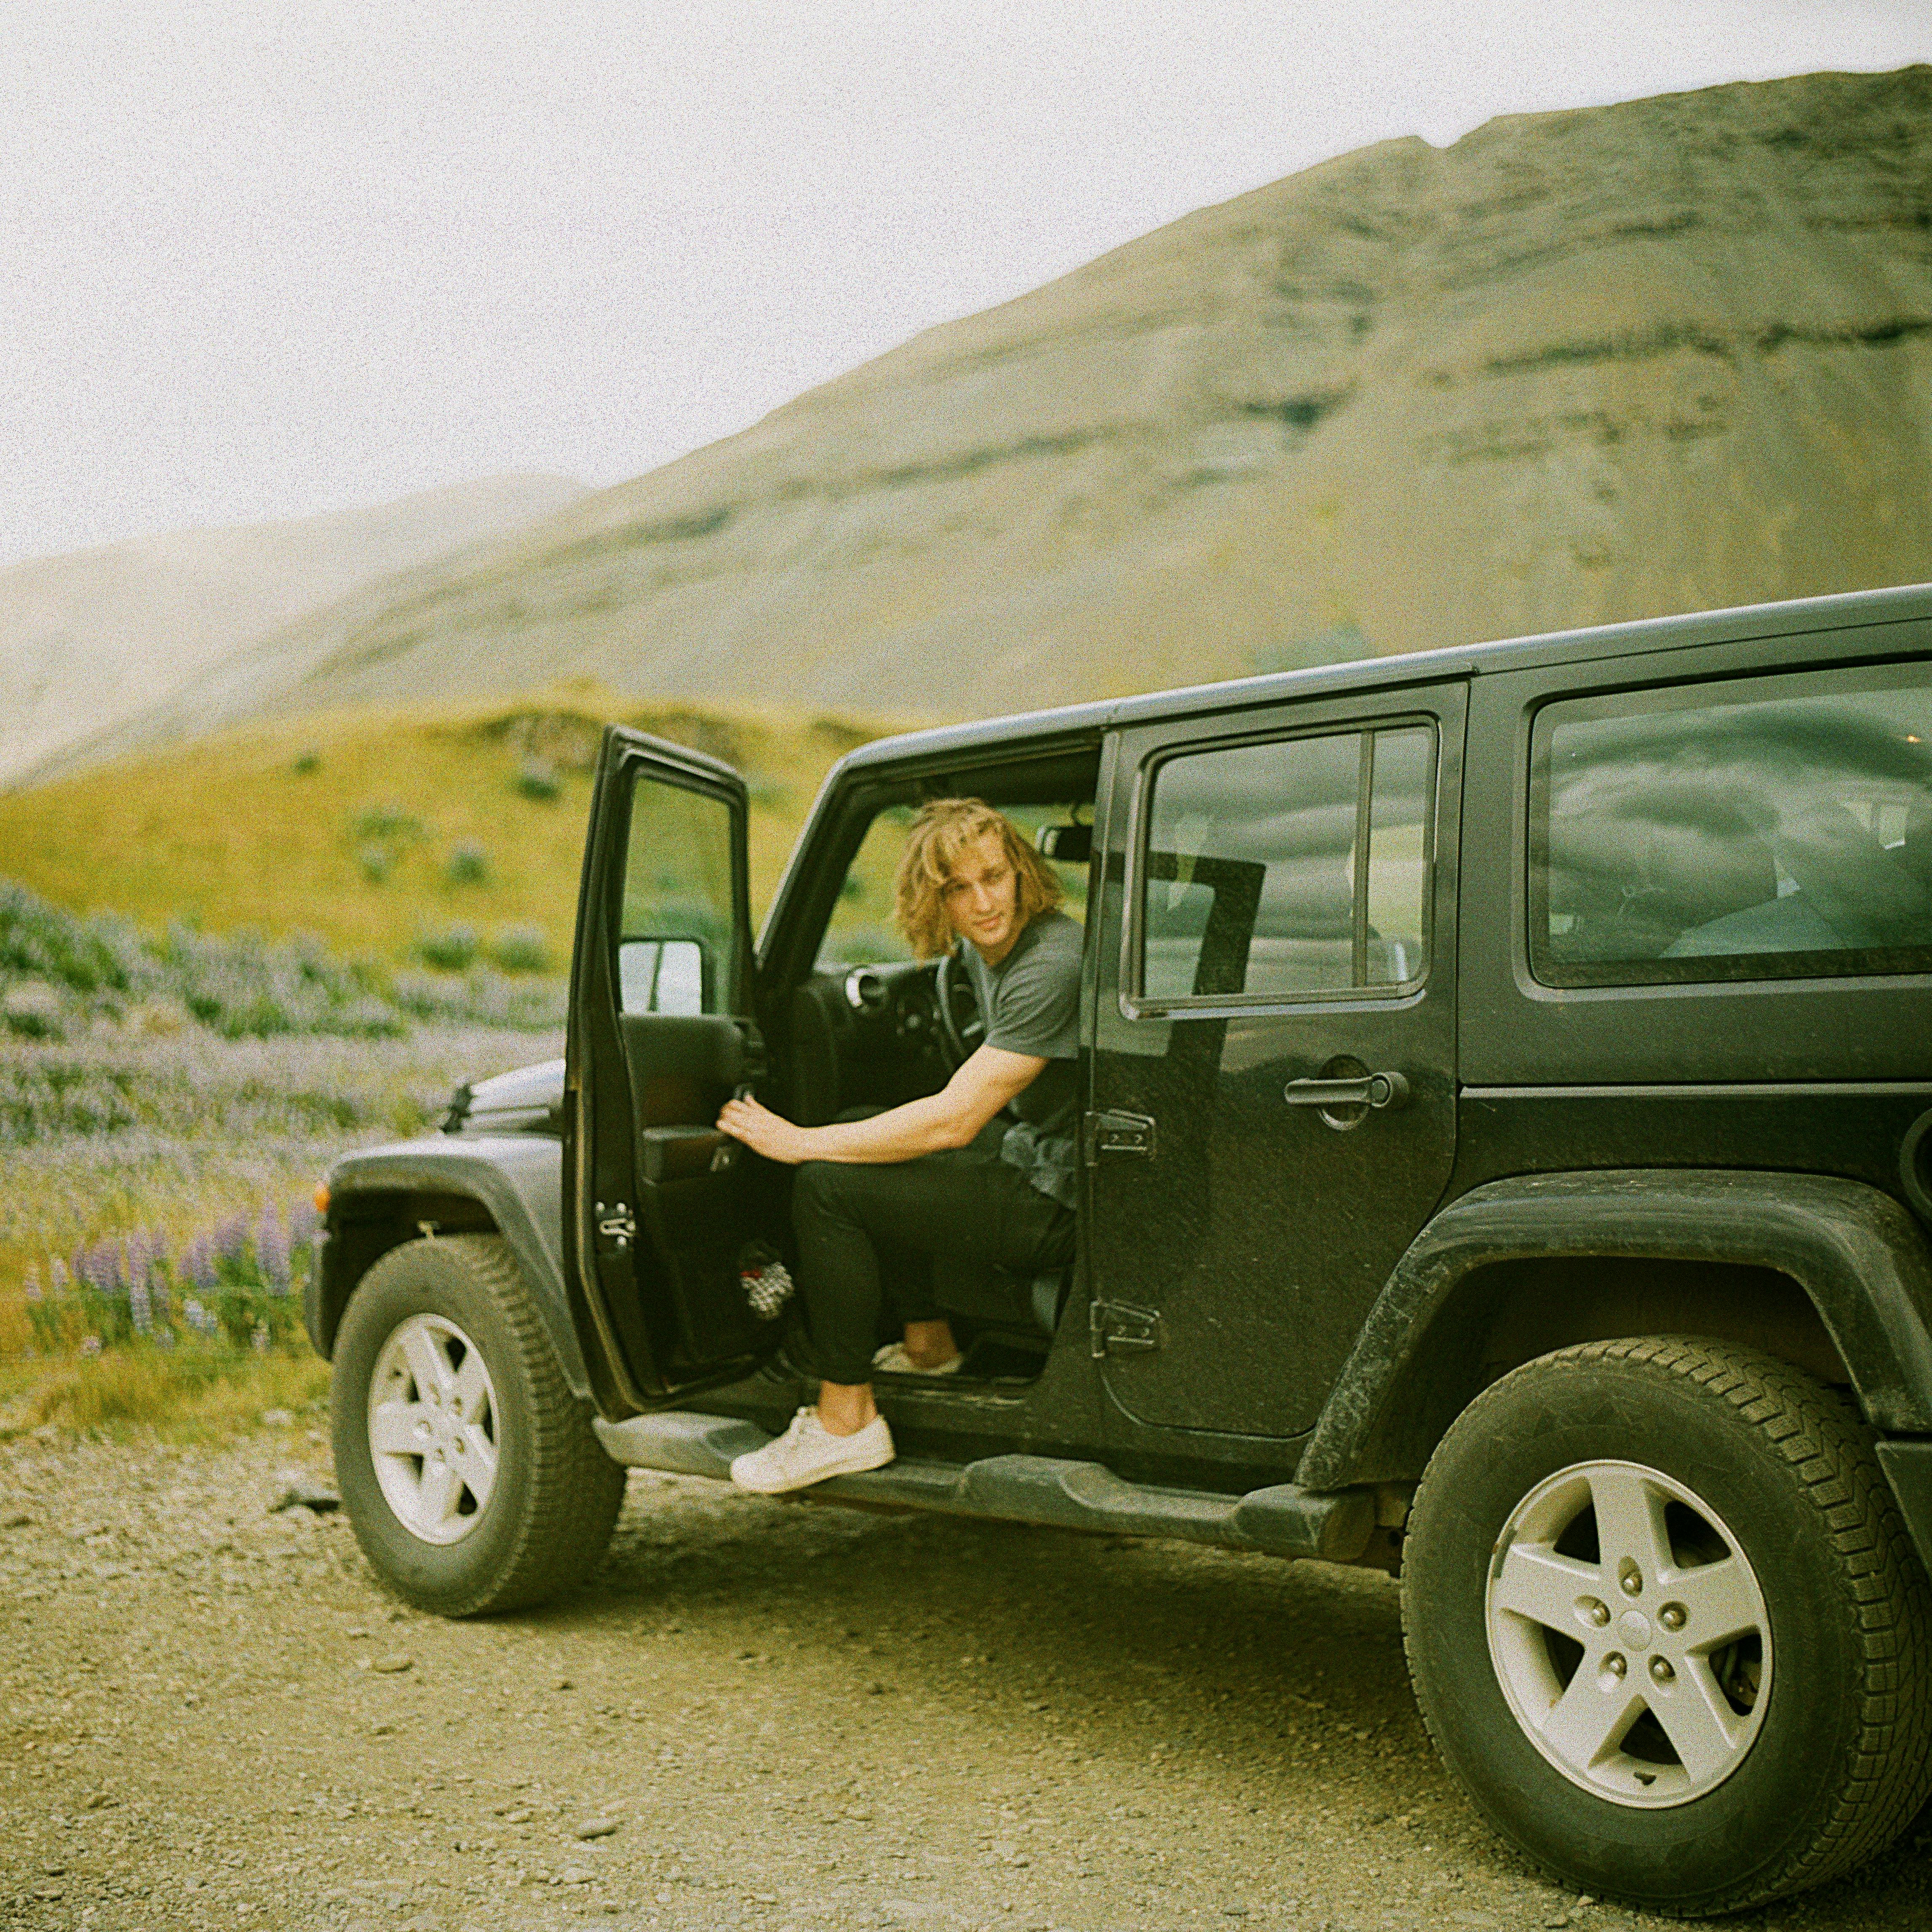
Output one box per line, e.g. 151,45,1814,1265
309,582,1932,1915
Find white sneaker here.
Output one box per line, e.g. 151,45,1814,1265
871,1342,964,1376
729,1407,895,1494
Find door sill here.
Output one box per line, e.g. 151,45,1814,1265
593,1411,1375,1562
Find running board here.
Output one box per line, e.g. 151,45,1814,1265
593,1411,1376,1563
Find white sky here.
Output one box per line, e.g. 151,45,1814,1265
4,0,1929,568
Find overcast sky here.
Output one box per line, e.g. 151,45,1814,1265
5,1,1929,568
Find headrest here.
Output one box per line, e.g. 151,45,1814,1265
1037,823,1092,864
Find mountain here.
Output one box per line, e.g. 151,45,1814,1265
30,67,1932,776
0,474,586,786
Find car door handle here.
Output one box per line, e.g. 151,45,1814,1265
1283,1072,1411,1111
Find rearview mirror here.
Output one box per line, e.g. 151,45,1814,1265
618,937,705,1015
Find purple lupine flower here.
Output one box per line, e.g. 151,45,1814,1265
129,1270,153,1337
182,1235,216,1291
146,1229,171,1324
257,1201,291,1295
48,1256,69,1293
213,1214,249,1267
182,1297,218,1338
289,1197,318,1248
80,1240,123,1296
23,1265,41,1304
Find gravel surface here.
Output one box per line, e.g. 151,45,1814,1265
3,1424,1931,1932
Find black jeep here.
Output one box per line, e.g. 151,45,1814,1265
308,581,1932,1915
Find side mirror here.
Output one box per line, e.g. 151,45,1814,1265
618,937,706,1015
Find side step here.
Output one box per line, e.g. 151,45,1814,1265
593,1411,1376,1563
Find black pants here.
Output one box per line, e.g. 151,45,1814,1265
791,1137,1076,1384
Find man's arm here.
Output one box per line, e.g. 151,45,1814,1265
716,1044,1048,1166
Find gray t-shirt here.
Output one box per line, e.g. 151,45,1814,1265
962,908,1082,1210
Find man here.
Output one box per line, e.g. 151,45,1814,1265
716,798,1082,1494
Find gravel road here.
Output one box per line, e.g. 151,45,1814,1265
4,1422,1930,1932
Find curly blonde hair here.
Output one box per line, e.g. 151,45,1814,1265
893,798,1063,960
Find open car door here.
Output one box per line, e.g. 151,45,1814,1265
565,726,776,1413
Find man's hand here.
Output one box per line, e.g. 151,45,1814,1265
716,1092,813,1165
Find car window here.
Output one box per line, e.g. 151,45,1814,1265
618,772,741,1013
1138,723,1435,1003
1530,659,1932,986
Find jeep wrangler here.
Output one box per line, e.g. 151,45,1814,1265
308,581,1932,1914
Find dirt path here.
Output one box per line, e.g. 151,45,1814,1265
3,1422,1929,1932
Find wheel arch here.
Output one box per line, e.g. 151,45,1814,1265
1296,1168,1932,1491
307,1136,591,1403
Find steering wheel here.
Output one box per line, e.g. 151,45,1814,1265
933,945,986,1069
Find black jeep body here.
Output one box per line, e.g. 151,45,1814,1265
309,581,1932,1915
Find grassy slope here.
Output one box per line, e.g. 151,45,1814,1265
0,690,897,962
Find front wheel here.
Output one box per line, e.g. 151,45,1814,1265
331,1234,626,1616
1402,1336,1932,1915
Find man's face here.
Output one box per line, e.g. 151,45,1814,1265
941,829,1021,960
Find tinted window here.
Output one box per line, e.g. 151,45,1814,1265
1531,660,1932,987
1139,724,1434,1002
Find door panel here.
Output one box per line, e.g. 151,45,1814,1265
566,727,772,1406
1088,686,1465,1439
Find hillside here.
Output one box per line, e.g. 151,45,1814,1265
0,696,884,967
0,473,587,787
31,66,1932,775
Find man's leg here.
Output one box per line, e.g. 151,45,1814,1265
734,1149,1070,1493
795,1148,1070,1393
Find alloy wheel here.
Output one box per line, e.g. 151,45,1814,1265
1484,1457,1771,1807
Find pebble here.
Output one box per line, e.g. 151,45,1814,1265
575,1817,622,1840
559,1867,594,1885
371,1654,414,1674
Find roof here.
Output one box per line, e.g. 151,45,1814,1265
837,580,1932,770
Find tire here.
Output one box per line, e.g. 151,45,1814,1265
1402,1336,1932,1916
331,1234,626,1617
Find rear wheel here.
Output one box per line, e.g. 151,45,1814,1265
331,1234,625,1616
1402,1336,1932,1915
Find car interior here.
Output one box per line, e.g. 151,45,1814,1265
764,747,1101,1384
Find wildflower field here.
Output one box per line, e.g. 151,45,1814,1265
1,1019,560,1433
2,878,562,1434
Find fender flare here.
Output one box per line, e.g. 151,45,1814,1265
312,1135,591,1403
1296,1168,1932,1490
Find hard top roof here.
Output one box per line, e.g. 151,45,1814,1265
838,580,1932,771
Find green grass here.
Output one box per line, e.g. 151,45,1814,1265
0,1344,332,1445
0,688,899,964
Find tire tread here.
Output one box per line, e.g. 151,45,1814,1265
344,1235,625,1617
1405,1334,1932,1915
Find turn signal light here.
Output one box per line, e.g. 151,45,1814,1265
313,1182,331,1217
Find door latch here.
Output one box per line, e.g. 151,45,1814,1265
1084,1109,1157,1165
1089,1299,1161,1358
595,1200,635,1249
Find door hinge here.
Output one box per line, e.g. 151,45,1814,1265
595,1200,635,1249
1084,1108,1157,1165
1090,1299,1161,1358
